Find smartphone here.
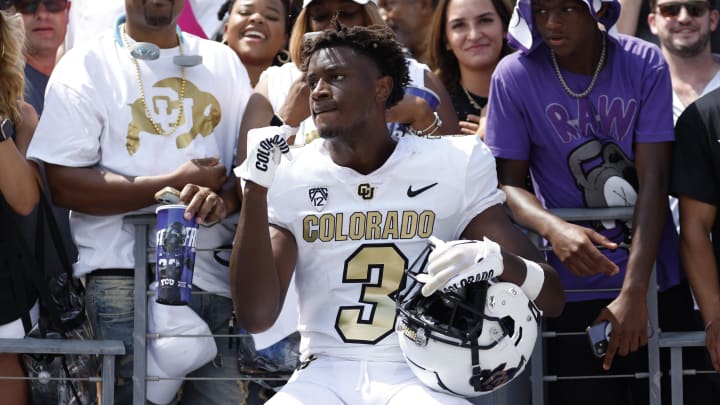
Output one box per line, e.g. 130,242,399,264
586,321,611,358
154,186,181,205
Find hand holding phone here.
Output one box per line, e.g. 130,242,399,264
586,321,612,358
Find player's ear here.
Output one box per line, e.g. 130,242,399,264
375,75,393,105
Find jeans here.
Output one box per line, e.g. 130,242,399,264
86,276,247,404
180,287,247,405
85,275,135,405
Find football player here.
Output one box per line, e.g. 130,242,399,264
231,23,565,403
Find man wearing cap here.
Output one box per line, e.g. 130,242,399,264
485,0,705,403
26,0,250,403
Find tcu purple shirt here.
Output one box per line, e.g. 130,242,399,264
486,34,683,301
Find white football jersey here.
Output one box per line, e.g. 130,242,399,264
267,135,505,362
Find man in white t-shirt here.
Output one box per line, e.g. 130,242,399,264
27,0,251,403
232,24,565,404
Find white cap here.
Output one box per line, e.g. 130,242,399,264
145,282,218,405
302,0,375,8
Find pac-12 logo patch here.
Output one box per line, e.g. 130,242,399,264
309,187,328,210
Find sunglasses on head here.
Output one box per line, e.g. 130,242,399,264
656,1,711,17
14,0,68,14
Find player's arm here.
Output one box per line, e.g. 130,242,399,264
230,181,297,333
231,126,295,332
679,195,720,371
463,204,565,317
45,157,227,215
497,158,619,277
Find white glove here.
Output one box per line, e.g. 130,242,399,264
418,236,504,297
233,126,293,188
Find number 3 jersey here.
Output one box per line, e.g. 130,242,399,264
266,134,506,362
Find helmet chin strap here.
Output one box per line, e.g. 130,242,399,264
468,329,484,392
466,282,489,392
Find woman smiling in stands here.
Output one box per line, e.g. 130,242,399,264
427,0,512,136
219,0,295,86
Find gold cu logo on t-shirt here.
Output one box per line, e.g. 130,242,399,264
126,78,222,155
357,183,374,200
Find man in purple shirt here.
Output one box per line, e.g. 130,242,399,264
485,0,710,403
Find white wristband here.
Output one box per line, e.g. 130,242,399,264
520,258,545,301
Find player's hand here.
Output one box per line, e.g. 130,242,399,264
594,289,649,370
233,126,293,189
546,222,619,277
418,236,504,297
706,319,720,372
172,157,227,192
178,184,226,226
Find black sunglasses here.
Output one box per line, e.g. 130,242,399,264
14,0,68,14
656,1,711,17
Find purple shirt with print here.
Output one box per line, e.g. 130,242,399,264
485,34,683,301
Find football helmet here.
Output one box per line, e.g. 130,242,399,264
396,245,542,397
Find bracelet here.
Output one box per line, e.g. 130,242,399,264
520,258,545,301
410,112,442,137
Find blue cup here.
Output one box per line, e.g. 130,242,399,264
155,204,198,305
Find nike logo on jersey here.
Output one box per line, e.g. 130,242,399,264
407,182,438,197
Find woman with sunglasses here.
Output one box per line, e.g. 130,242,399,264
0,8,42,405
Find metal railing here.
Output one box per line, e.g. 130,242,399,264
123,207,712,405
125,213,294,404
0,337,125,403
528,207,708,405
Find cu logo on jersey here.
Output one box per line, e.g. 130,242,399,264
357,183,374,200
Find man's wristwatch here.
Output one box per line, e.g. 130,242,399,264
0,118,14,142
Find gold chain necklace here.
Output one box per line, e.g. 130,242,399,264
121,24,186,136
551,33,606,99
461,85,483,111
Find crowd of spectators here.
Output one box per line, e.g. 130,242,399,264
1,0,719,404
